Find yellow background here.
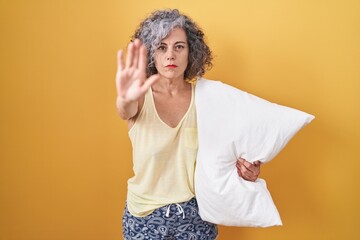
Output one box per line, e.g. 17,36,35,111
1,0,359,239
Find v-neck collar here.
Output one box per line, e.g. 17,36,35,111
149,84,194,129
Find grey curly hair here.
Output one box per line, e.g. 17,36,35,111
132,9,213,80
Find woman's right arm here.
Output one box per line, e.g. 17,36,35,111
115,39,160,120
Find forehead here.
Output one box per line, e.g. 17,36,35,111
161,28,187,43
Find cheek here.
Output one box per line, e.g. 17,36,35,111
153,55,162,69
183,54,189,68
183,51,189,64
154,53,166,66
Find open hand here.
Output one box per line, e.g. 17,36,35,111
116,39,160,103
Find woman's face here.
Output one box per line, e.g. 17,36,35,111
154,28,189,81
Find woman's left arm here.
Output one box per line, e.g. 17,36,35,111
236,158,261,182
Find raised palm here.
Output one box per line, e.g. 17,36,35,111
116,39,160,103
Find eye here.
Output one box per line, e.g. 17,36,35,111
157,45,166,51
175,45,185,50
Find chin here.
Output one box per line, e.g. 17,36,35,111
160,73,184,81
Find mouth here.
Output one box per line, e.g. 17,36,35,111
166,64,178,68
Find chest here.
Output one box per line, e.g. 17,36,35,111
152,90,192,128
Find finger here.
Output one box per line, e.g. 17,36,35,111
248,163,259,175
237,167,243,178
237,158,254,173
236,160,247,174
253,161,261,176
240,164,249,175
236,164,245,179
138,44,148,78
132,39,141,68
241,170,257,182
117,50,125,71
238,158,260,175
236,163,252,180
125,42,135,68
239,163,258,181
254,160,262,166
236,161,246,173
246,176,257,182
139,74,160,93
237,158,248,166
239,169,254,181
251,161,261,175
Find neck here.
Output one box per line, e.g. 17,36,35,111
152,76,189,94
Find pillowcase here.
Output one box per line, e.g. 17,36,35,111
194,78,315,227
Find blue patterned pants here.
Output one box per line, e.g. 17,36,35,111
122,198,218,240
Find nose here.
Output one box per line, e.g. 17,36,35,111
166,48,175,60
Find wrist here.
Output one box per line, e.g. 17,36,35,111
116,95,134,107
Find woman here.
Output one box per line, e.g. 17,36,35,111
116,9,261,239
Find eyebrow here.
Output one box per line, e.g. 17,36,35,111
160,41,187,45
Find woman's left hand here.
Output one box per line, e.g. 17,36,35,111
236,158,261,182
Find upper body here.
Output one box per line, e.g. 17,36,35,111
115,9,260,217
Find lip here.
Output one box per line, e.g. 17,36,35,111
166,64,178,68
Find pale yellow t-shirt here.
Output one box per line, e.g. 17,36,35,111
127,84,198,217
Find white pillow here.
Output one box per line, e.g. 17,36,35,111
194,78,315,227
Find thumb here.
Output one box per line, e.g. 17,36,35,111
254,160,262,166
142,74,160,90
